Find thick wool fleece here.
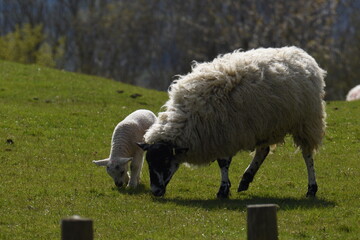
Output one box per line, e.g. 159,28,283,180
145,47,326,165
346,85,360,101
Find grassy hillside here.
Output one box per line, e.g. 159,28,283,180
0,60,359,239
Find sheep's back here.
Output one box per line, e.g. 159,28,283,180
145,47,326,164
112,110,156,157
123,109,156,132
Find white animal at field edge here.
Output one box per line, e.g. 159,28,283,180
346,85,360,101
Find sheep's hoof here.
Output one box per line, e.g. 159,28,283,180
306,184,318,198
217,193,229,199
237,180,250,192
237,172,253,192
217,190,230,199
217,181,231,199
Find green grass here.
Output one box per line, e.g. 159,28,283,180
1,60,359,239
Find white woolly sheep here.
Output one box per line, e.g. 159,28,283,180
346,85,360,101
94,109,156,188
138,46,326,198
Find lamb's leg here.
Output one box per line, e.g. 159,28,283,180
128,151,144,188
302,150,318,197
238,146,270,192
216,157,232,199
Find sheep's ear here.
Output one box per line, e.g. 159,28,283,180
118,157,133,164
92,159,110,166
137,142,150,151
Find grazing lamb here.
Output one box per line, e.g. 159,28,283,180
93,109,156,188
346,85,360,101
138,46,326,198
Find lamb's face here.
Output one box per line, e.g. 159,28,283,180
138,142,187,197
106,160,130,188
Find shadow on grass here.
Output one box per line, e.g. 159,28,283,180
115,183,150,195
153,195,336,211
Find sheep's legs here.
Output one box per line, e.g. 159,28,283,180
302,150,318,197
128,152,144,188
238,146,270,192
216,157,232,198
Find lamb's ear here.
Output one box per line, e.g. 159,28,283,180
118,157,133,164
92,158,110,166
137,142,150,151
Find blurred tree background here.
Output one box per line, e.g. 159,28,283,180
0,0,359,100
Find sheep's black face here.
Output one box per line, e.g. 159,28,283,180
138,142,186,197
